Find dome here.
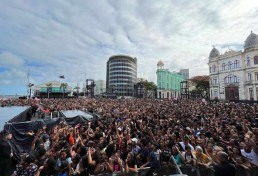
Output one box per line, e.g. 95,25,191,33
244,31,258,50
209,47,220,59
157,60,164,67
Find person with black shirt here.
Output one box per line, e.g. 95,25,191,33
214,151,236,176
0,131,15,176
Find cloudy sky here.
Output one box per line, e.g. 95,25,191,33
0,0,258,95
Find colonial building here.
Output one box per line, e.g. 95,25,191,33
156,60,184,99
208,31,258,101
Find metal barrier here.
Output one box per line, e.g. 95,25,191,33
90,165,258,176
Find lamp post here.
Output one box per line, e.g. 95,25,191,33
28,83,34,98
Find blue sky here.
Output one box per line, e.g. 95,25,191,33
0,0,258,95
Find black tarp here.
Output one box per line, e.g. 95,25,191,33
3,114,96,162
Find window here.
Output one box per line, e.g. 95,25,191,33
249,88,254,100
247,73,252,81
247,56,250,66
224,74,238,84
256,87,258,100
213,65,216,72
213,78,217,85
214,89,218,97
209,67,212,73
228,61,232,70
256,72,258,80
222,63,226,71
234,60,240,68
254,56,258,65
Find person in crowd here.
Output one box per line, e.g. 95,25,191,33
214,151,236,176
0,131,14,176
179,135,194,152
110,151,124,174
125,152,138,174
180,145,196,172
12,153,38,176
36,157,58,176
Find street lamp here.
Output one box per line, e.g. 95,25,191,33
28,83,34,98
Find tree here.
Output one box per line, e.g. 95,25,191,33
189,75,209,98
140,80,157,98
74,85,80,97
46,83,52,99
60,83,68,98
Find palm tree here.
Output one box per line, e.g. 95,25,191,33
46,83,52,99
60,83,68,98
74,85,80,97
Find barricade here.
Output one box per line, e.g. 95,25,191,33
90,165,258,176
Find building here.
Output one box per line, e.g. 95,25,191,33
208,31,258,101
34,81,73,98
94,80,106,95
179,69,189,80
156,60,184,99
106,55,137,97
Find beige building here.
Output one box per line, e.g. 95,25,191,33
208,31,258,101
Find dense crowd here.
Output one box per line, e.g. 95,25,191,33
0,98,258,176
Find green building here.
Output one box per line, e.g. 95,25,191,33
34,81,73,98
156,60,184,99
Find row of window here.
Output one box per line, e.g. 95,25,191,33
210,56,258,73
109,67,135,72
109,72,136,76
210,72,258,85
109,64,137,70
247,72,258,81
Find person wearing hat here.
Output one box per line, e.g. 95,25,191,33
0,130,14,176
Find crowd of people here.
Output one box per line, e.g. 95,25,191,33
0,97,258,176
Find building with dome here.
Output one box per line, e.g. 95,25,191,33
156,60,185,99
208,31,258,101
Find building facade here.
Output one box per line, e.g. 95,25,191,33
208,31,258,101
156,60,184,99
34,81,73,98
106,55,137,97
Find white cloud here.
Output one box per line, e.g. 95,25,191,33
0,0,258,95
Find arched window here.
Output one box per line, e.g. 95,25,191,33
228,61,232,70
222,63,226,71
224,74,238,84
254,56,258,65
234,60,240,68
213,65,216,72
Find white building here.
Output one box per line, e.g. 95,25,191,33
208,31,258,101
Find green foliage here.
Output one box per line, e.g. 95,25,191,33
141,80,157,91
189,75,209,98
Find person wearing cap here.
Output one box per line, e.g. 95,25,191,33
0,131,14,176
131,138,141,155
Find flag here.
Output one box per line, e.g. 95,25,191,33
59,75,65,79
